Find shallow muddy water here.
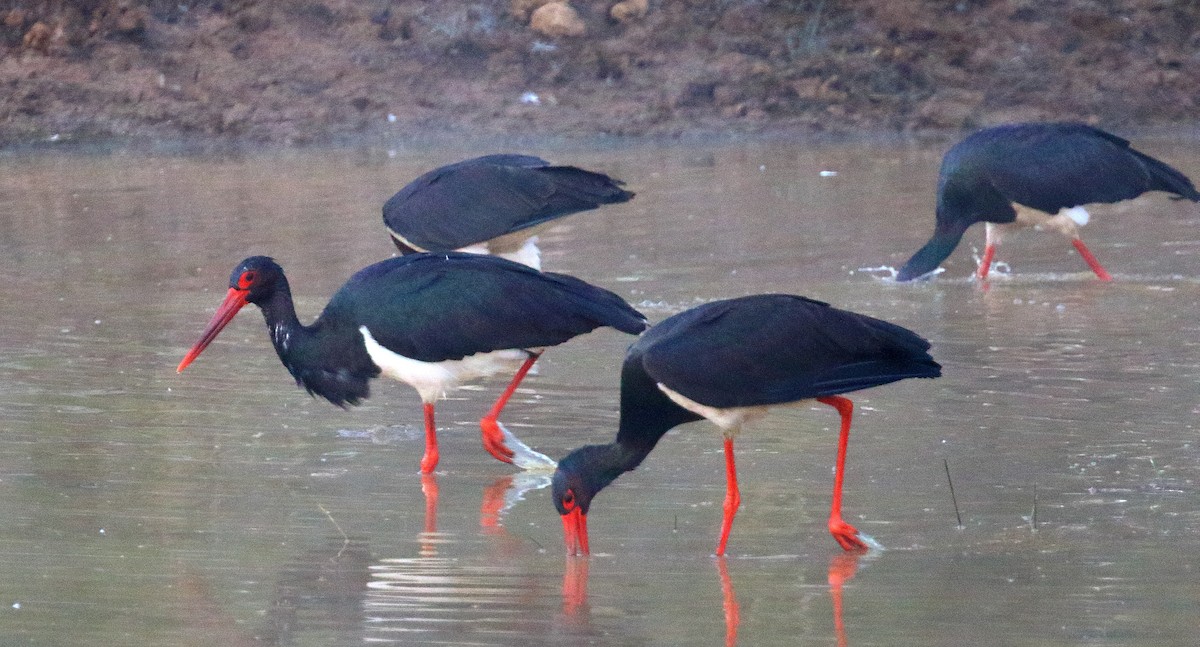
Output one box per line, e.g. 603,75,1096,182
1,137,1198,646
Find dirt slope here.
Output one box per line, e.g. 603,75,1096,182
1,1,1197,146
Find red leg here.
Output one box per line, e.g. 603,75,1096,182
715,436,741,556
976,243,996,280
817,396,868,552
480,352,542,464
420,402,439,474
1071,239,1113,281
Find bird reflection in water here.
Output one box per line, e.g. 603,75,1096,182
480,472,554,536
562,558,590,619
414,471,552,558
558,553,867,647
419,473,439,557
480,474,509,534
828,552,865,647
716,558,740,647
170,536,373,644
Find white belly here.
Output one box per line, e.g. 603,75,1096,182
989,204,1091,245
360,326,530,403
461,235,542,270
386,232,542,270
657,383,782,437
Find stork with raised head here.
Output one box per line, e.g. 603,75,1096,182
178,253,647,473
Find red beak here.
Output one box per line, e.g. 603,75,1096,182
562,507,590,556
177,287,249,373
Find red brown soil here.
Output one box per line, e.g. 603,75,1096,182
2,1,1198,147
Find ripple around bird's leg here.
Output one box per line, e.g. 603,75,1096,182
497,422,558,470
854,531,885,552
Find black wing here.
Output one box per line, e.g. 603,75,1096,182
383,154,635,251
942,123,1198,222
637,295,941,409
320,253,646,362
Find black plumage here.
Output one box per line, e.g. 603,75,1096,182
323,254,646,365
897,122,1199,281
634,295,938,408
178,253,647,472
383,154,634,261
552,294,941,556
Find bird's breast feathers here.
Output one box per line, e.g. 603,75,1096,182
359,326,532,402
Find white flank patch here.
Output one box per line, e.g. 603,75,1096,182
500,237,542,270
1063,206,1090,226
657,384,774,436
459,237,542,270
455,242,491,256
359,326,528,403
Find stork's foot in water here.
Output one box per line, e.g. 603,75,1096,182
419,450,440,475
481,418,557,471
829,516,872,552
481,417,515,463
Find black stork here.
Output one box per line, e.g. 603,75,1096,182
551,294,941,556
177,253,647,473
896,122,1200,282
383,154,635,269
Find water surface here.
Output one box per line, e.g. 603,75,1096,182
1,138,1198,646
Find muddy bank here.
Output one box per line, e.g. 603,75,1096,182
1,1,1198,147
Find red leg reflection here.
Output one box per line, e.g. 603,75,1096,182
562,557,590,618
827,552,863,647
716,557,740,647
480,475,514,534
420,473,439,557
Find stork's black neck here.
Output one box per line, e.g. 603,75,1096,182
616,350,704,450
567,353,705,484
896,220,968,282
248,274,377,407
553,378,701,513
253,278,306,364
553,348,705,515
560,441,654,494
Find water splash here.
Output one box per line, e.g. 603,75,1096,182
856,265,899,280
856,265,945,282
970,245,1013,279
